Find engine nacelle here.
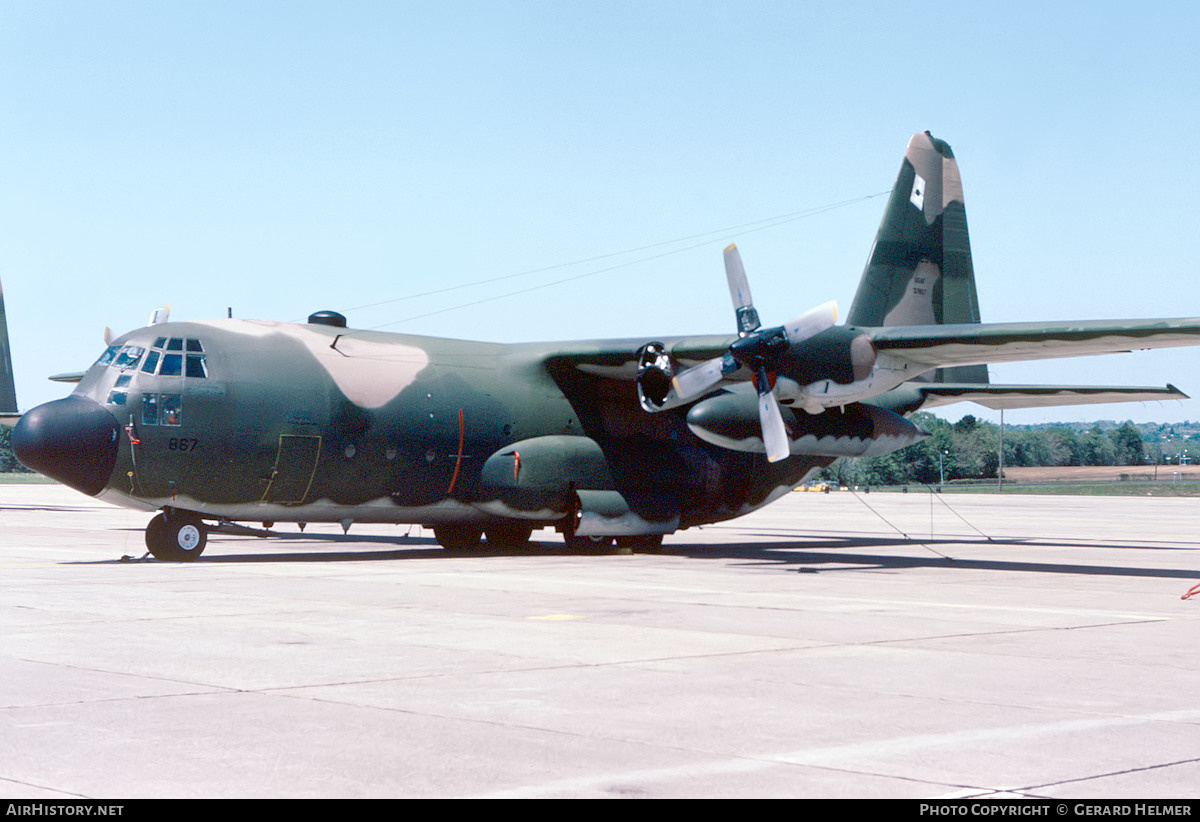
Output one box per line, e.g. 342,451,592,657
636,341,683,412
685,390,928,458
775,325,877,387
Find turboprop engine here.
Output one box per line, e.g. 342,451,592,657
637,244,912,461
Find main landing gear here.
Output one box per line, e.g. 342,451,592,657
145,510,208,562
431,524,664,552
432,523,535,550
560,532,665,552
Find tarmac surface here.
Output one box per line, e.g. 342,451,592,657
2,482,1199,799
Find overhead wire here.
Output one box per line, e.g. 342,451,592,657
337,189,892,330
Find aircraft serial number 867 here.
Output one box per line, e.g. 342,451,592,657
6,132,1200,560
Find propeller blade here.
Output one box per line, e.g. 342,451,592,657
757,386,790,462
724,244,761,336
672,356,726,401
784,300,838,343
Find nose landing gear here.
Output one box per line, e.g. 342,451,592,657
145,509,208,561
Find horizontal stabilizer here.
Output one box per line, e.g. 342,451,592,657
914,383,1188,410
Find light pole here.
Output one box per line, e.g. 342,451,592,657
938,449,948,489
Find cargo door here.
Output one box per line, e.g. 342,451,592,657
263,434,322,504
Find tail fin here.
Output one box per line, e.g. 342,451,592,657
847,131,986,383
0,277,17,419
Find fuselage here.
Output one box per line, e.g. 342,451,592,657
14,317,834,534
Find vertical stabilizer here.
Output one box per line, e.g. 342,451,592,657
847,132,987,383
0,278,16,415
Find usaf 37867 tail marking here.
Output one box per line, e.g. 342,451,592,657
5,132,1199,560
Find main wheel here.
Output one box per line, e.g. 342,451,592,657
484,524,534,549
562,532,614,552
433,524,483,550
615,534,665,553
145,511,208,562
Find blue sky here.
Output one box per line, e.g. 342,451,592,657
3,1,1198,424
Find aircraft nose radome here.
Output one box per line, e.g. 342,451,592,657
13,396,120,496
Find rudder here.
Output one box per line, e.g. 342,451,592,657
846,131,986,383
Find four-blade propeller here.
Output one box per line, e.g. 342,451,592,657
671,244,837,462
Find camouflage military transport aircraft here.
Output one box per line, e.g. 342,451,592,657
5,132,1200,560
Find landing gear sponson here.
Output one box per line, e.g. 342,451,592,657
143,513,664,561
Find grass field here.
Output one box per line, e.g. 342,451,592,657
0,473,57,484
882,465,1200,496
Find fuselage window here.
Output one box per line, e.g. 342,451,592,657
160,353,183,377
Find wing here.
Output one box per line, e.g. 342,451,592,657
544,317,1200,419
868,318,1200,369
545,335,735,383
910,383,1188,410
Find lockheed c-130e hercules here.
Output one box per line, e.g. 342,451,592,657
5,132,1200,561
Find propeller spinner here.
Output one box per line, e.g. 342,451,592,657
671,244,837,462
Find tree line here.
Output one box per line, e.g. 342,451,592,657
0,425,30,473
817,413,1172,487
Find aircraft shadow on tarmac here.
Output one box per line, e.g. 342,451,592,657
61,526,1200,582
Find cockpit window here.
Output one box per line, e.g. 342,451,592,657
140,393,182,426
142,393,159,425
185,354,207,378
96,337,208,401
160,353,183,377
112,346,145,370
106,374,133,406
161,394,182,426
94,345,120,367
135,338,207,379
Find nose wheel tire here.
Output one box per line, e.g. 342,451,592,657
146,511,208,562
